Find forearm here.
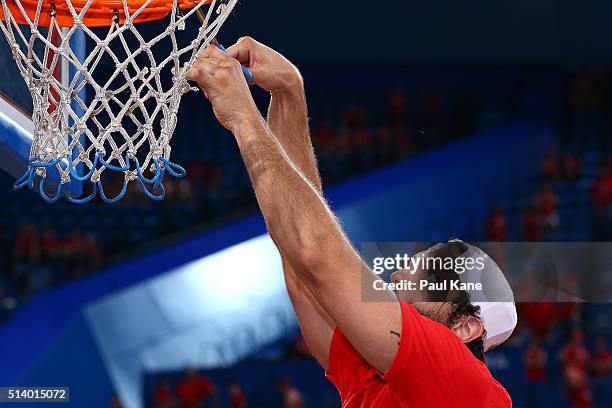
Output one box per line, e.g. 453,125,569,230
267,85,322,193
267,83,336,368
234,118,345,282
282,259,334,367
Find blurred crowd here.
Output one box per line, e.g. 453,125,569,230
135,367,305,408
310,87,480,183
481,66,612,407
485,154,612,244
11,223,101,291
591,159,612,241
521,330,612,408
0,222,102,321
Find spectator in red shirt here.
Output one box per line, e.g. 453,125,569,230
154,379,176,408
591,166,612,208
311,120,336,152
559,330,593,406
13,221,40,262
40,225,60,262
486,205,508,242
590,338,612,407
175,368,216,408
523,339,547,408
556,300,581,339
383,88,413,159
192,37,516,407
591,165,612,240
520,302,558,341
338,105,374,171
564,364,593,408
539,151,582,182
387,88,409,127
228,379,247,408
560,329,590,370
533,184,560,234
522,206,542,242
277,378,303,408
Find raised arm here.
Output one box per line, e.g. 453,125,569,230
188,45,402,373
227,37,334,368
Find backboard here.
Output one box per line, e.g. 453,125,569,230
0,37,34,180
0,28,86,195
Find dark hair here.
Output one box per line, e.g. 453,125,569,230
426,239,486,362
450,301,486,362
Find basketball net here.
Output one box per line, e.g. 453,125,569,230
0,0,238,203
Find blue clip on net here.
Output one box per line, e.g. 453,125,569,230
13,153,187,204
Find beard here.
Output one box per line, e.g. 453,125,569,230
412,302,453,327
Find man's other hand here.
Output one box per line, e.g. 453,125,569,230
228,37,303,93
187,44,261,132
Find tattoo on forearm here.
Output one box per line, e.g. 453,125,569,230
390,330,400,346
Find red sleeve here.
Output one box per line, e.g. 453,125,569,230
384,302,510,407
325,328,378,400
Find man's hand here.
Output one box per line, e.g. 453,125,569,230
187,44,261,132
228,37,303,93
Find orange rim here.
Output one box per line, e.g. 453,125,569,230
1,0,211,27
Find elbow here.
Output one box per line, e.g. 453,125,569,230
292,241,328,288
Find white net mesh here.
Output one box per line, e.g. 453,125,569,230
0,0,238,203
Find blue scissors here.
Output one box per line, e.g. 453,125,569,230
214,41,254,85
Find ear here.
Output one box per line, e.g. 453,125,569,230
452,315,485,343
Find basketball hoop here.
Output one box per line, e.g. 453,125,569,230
0,0,241,203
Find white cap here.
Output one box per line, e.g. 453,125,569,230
460,244,517,351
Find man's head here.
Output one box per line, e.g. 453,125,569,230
390,239,516,361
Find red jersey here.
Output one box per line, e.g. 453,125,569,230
565,365,592,408
230,390,247,408
523,347,547,381
154,387,172,405
486,214,507,242
326,302,511,407
520,302,557,338
522,210,541,241
591,175,612,207
176,374,215,408
591,350,612,378
561,344,589,370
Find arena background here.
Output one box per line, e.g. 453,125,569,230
0,1,611,407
